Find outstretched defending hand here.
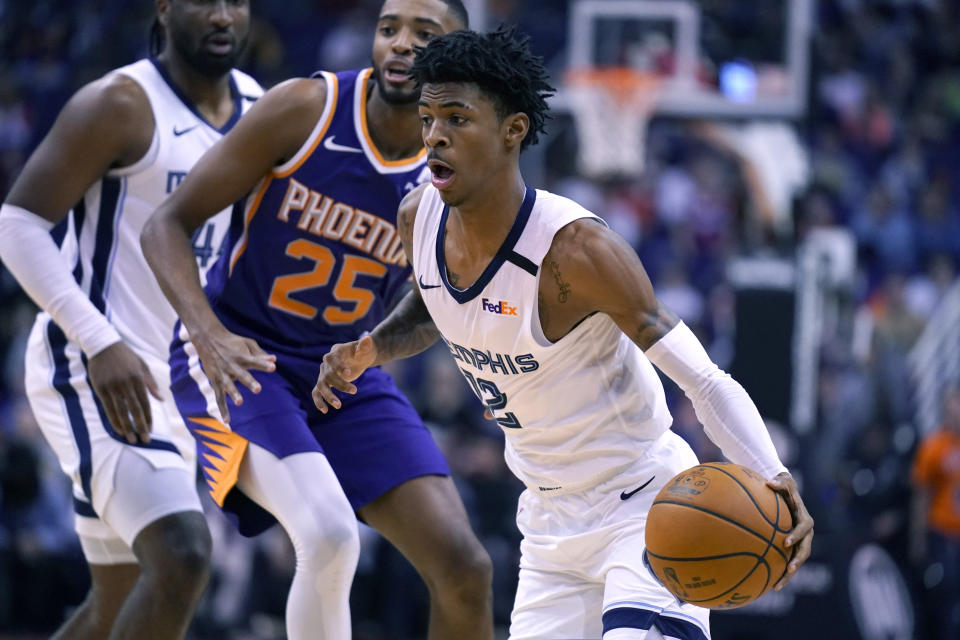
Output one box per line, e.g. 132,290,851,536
88,341,162,444
313,334,377,413
767,471,815,590
191,324,276,424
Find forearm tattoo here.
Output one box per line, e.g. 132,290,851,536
373,292,439,362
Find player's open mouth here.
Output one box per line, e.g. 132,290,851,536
383,65,412,84
204,34,234,56
429,160,456,189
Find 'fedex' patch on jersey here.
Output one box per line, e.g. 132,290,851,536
482,298,518,316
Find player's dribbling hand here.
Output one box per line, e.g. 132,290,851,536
88,341,162,444
313,334,377,413
767,471,814,590
191,325,276,424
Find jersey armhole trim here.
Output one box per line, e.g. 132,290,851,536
505,251,538,276
273,73,339,178
106,70,160,178
411,186,437,273
106,129,159,177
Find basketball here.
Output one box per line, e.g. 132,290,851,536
644,463,793,610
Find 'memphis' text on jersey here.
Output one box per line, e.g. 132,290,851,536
445,339,540,375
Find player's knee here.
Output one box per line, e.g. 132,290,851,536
296,511,360,570
429,533,492,599
162,533,212,587
134,512,212,590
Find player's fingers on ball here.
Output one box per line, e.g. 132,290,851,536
774,572,793,590
792,531,813,569
787,515,814,548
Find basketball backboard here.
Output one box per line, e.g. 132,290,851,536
562,0,813,118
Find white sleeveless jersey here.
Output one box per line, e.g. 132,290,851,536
412,185,673,494
58,58,262,366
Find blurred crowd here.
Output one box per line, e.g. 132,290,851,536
0,1,958,638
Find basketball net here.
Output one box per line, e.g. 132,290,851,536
566,68,663,180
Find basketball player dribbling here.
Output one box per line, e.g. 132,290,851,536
0,1,261,638
315,26,815,640
142,1,493,638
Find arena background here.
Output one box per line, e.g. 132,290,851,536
1,1,958,638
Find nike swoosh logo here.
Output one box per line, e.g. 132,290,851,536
620,476,655,500
323,136,363,154
418,274,441,290
173,124,199,137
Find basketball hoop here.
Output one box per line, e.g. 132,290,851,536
566,68,663,180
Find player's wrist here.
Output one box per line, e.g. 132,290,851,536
84,334,124,359
182,308,228,343
56,293,123,357
366,331,385,367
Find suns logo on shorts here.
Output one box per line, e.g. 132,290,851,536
481,298,518,316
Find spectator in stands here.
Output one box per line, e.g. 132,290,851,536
910,385,960,640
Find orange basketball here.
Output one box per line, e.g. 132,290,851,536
644,463,793,609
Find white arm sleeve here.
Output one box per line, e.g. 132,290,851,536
0,203,121,356
645,321,788,479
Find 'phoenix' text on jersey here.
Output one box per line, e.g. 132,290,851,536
277,177,406,266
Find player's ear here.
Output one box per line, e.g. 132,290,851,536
504,112,529,151
156,0,170,27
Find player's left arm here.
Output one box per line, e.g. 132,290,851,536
545,220,814,587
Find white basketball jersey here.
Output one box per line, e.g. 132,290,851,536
58,58,262,366
412,185,673,494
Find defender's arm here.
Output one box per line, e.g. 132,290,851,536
142,77,325,337
141,78,327,420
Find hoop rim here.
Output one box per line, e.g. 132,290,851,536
565,66,664,104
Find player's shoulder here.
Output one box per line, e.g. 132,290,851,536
539,190,608,262
548,217,609,268
49,68,154,152
256,76,329,121
69,69,152,127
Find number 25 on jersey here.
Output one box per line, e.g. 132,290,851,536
268,238,386,324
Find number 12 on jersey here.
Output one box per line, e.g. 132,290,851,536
460,368,522,429
268,238,387,324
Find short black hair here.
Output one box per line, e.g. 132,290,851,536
411,25,554,149
439,0,469,29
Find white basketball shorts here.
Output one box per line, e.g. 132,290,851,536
24,314,202,564
509,429,710,640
